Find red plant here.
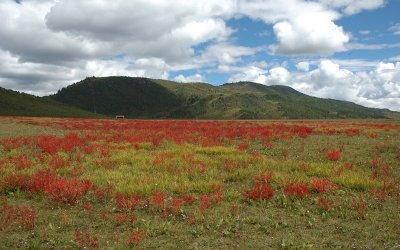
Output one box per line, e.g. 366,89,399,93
10,155,32,170
115,213,128,224
170,198,183,214
0,173,31,193
210,183,224,204
317,197,333,211
370,181,395,202
75,229,99,249
284,181,309,199
115,192,141,211
83,204,93,211
36,133,84,155
344,129,360,136
353,194,367,219
36,153,45,163
0,203,35,230
344,162,354,170
199,195,211,210
127,229,145,246
187,213,196,225
36,136,61,155
91,186,113,201
230,204,239,215
195,161,207,175
370,159,385,168
326,149,341,161
309,178,338,194
256,170,273,183
238,142,249,151
150,191,167,208
299,163,311,170
243,172,274,201
0,137,25,151
29,170,58,192
130,214,138,223
50,154,69,169
183,195,196,205
291,126,313,138
368,131,378,138
45,178,93,204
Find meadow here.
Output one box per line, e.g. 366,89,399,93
0,116,399,249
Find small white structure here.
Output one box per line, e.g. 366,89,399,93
115,115,125,119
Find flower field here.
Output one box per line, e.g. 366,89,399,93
0,116,399,249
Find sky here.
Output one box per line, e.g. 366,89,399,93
0,0,399,111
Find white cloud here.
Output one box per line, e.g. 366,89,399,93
317,0,386,15
293,60,400,110
44,0,235,63
227,59,400,111
359,30,371,35
389,23,400,35
296,61,310,71
0,1,99,65
197,42,258,66
268,67,291,84
174,74,205,83
273,13,349,55
228,65,268,84
346,42,400,51
86,57,170,81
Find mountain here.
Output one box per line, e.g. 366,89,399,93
48,76,394,119
0,86,102,118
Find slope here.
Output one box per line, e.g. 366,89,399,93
0,86,102,118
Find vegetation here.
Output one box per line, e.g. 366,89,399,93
49,76,392,119
0,117,399,248
0,87,102,118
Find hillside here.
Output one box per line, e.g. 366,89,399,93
48,76,392,119
0,86,102,118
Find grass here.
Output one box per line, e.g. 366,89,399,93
0,117,399,249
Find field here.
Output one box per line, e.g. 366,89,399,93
0,117,399,249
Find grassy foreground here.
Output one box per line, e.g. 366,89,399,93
0,117,399,249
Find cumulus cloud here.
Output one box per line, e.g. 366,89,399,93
0,1,98,65
273,13,349,55
227,59,400,111
317,0,386,15
294,60,400,110
296,62,310,71
174,74,205,83
45,0,234,63
196,42,259,66
267,67,291,84
227,64,291,85
228,65,268,84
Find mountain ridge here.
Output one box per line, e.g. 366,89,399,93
46,76,395,119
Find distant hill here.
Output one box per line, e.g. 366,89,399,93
0,86,102,118
48,76,394,119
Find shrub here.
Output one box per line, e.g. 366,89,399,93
326,149,341,161
243,171,274,201
284,181,309,199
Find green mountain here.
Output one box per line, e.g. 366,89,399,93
48,76,394,119
0,86,101,118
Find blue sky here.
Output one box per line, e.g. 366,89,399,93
0,0,399,110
